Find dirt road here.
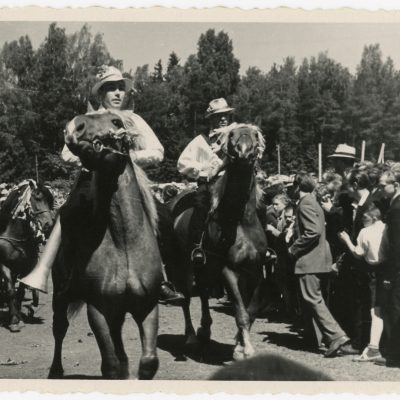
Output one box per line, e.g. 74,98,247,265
1,288,400,381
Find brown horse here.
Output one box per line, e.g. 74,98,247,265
0,180,54,332
173,123,268,361
49,111,162,379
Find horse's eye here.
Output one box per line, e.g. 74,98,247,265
112,119,124,129
229,132,234,138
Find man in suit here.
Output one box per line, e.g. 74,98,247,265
375,165,400,367
289,172,356,357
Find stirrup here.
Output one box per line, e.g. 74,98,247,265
191,245,207,265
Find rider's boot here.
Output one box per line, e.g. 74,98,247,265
159,281,185,306
19,216,61,293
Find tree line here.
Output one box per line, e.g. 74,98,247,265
1,23,399,186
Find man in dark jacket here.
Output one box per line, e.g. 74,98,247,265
289,172,356,357
375,166,400,367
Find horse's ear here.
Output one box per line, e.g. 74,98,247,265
87,101,95,113
255,116,262,127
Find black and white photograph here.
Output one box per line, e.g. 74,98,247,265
1,7,400,384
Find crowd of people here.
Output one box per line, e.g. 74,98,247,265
5,63,400,371
259,144,400,367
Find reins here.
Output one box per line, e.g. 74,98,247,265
81,130,134,157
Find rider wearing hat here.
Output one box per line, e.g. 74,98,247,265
26,66,183,305
177,98,234,265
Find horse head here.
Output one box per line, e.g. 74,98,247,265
30,183,54,237
217,123,265,167
64,111,131,175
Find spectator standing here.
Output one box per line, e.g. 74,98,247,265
375,165,400,367
339,204,388,362
288,172,355,357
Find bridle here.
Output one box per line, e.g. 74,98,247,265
86,130,134,157
222,130,260,164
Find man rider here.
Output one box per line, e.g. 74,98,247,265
177,98,234,265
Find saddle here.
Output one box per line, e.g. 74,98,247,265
165,188,197,219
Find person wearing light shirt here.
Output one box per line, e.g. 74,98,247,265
177,98,234,264
339,204,388,362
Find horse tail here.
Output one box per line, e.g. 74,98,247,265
67,300,85,320
133,163,159,236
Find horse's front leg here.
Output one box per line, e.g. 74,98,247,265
0,264,23,332
196,283,212,344
182,296,197,349
222,266,255,360
48,293,70,378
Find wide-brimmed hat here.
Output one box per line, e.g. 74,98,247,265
205,98,235,118
92,65,133,96
328,144,357,159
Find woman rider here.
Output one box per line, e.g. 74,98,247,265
23,66,183,305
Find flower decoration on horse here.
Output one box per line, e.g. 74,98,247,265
10,180,47,245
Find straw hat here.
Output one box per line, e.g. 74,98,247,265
92,65,133,96
205,98,234,118
328,144,357,159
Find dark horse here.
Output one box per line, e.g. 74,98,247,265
173,123,268,361
49,111,162,379
0,180,54,332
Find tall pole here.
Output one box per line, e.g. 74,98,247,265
277,144,281,175
318,142,322,182
361,140,366,162
378,143,385,164
35,154,39,183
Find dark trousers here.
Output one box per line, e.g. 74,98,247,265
189,181,210,247
298,273,346,345
387,272,400,360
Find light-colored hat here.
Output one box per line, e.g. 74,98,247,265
205,98,234,118
328,144,357,159
92,65,133,96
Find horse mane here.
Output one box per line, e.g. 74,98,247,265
210,172,264,214
37,183,55,210
209,123,265,213
132,163,158,235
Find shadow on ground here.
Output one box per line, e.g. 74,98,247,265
158,333,233,365
258,330,320,354
59,374,102,380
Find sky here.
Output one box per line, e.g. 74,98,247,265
1,22,400,75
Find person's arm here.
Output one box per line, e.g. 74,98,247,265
266,224,281,238
289,199,321,259
127,114,164,167
177,138,204,180
338,230,364,259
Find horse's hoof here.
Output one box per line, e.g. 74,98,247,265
184,335,200,355
233,345,245,361
243,349,255,359
196,327,211,344
9,324,21,333
48,368,64,379
138,355,159,380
